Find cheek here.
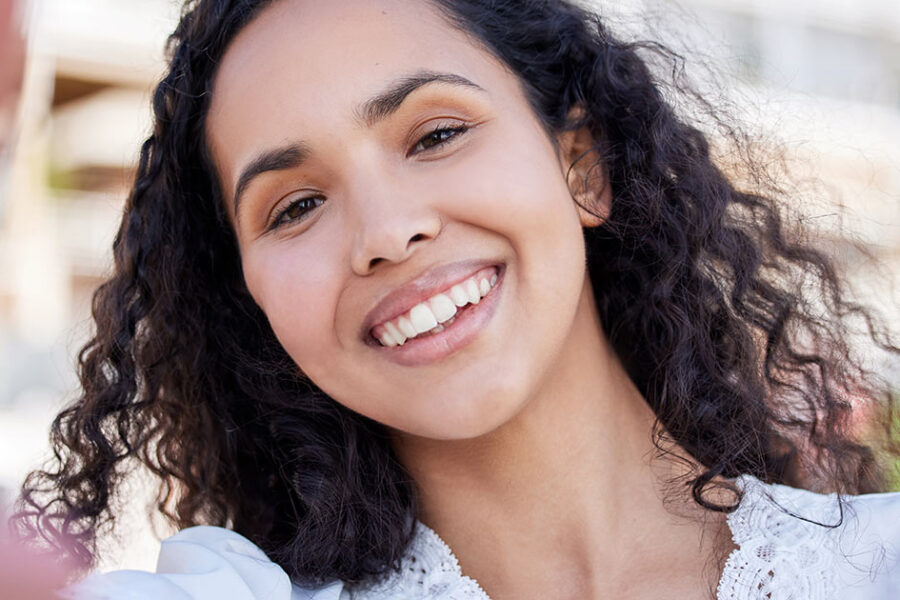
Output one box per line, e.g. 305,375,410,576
440,125,583,257
242,241,344,369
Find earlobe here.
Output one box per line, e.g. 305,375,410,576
557,116,611,228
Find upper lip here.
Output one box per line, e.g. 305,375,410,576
361,259,501,340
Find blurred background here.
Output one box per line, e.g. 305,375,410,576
0,0,898,571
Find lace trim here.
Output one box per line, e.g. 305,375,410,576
352,477,842,599
717,476,842,600
351,522,491,600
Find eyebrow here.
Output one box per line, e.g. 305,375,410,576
233,144,309,217
232,70,484,217
357,70,484,125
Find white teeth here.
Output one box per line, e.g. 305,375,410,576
378,331,397,347
449,284,469,307
384,320,406,346
374,269,501,346
397,315,417,339
409,303,438,334
465,279,481,304
429,294,457,323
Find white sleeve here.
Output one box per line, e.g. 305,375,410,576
61,526,346,600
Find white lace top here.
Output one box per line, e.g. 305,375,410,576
65,476,900,599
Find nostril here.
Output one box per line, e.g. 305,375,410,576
359,230,434,274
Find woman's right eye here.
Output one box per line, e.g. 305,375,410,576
269,195,325,230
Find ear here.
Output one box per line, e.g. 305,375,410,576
556,111,611,228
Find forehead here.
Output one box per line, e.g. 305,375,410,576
206,0,512,189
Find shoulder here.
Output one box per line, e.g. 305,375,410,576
719,476,900,599
61,526,347,600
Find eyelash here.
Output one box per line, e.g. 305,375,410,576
269,195,325,230
410,123,471,155
268,123,470,231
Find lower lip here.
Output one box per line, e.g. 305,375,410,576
372,267,505,367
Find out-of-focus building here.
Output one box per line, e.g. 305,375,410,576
0,0,897,569
660,0,900,243
0,0,179,567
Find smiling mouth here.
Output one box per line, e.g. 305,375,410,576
371,266,500,347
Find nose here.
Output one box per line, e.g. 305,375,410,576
349,185,443,276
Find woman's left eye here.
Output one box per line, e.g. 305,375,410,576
410,125,469,155
268,195,325,231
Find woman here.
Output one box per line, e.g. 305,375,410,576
13,0,900,598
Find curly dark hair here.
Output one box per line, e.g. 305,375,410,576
12,0,899,588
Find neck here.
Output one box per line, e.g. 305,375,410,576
392,281,729,600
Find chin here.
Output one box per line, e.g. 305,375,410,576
392,378,533,441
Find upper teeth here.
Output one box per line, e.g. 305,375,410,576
374,270,499,347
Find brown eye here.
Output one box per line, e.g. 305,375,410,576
412,125,469,154
270,196,325,230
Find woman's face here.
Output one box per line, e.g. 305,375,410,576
207,0,602,439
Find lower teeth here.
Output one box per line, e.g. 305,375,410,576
408,314,458,342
